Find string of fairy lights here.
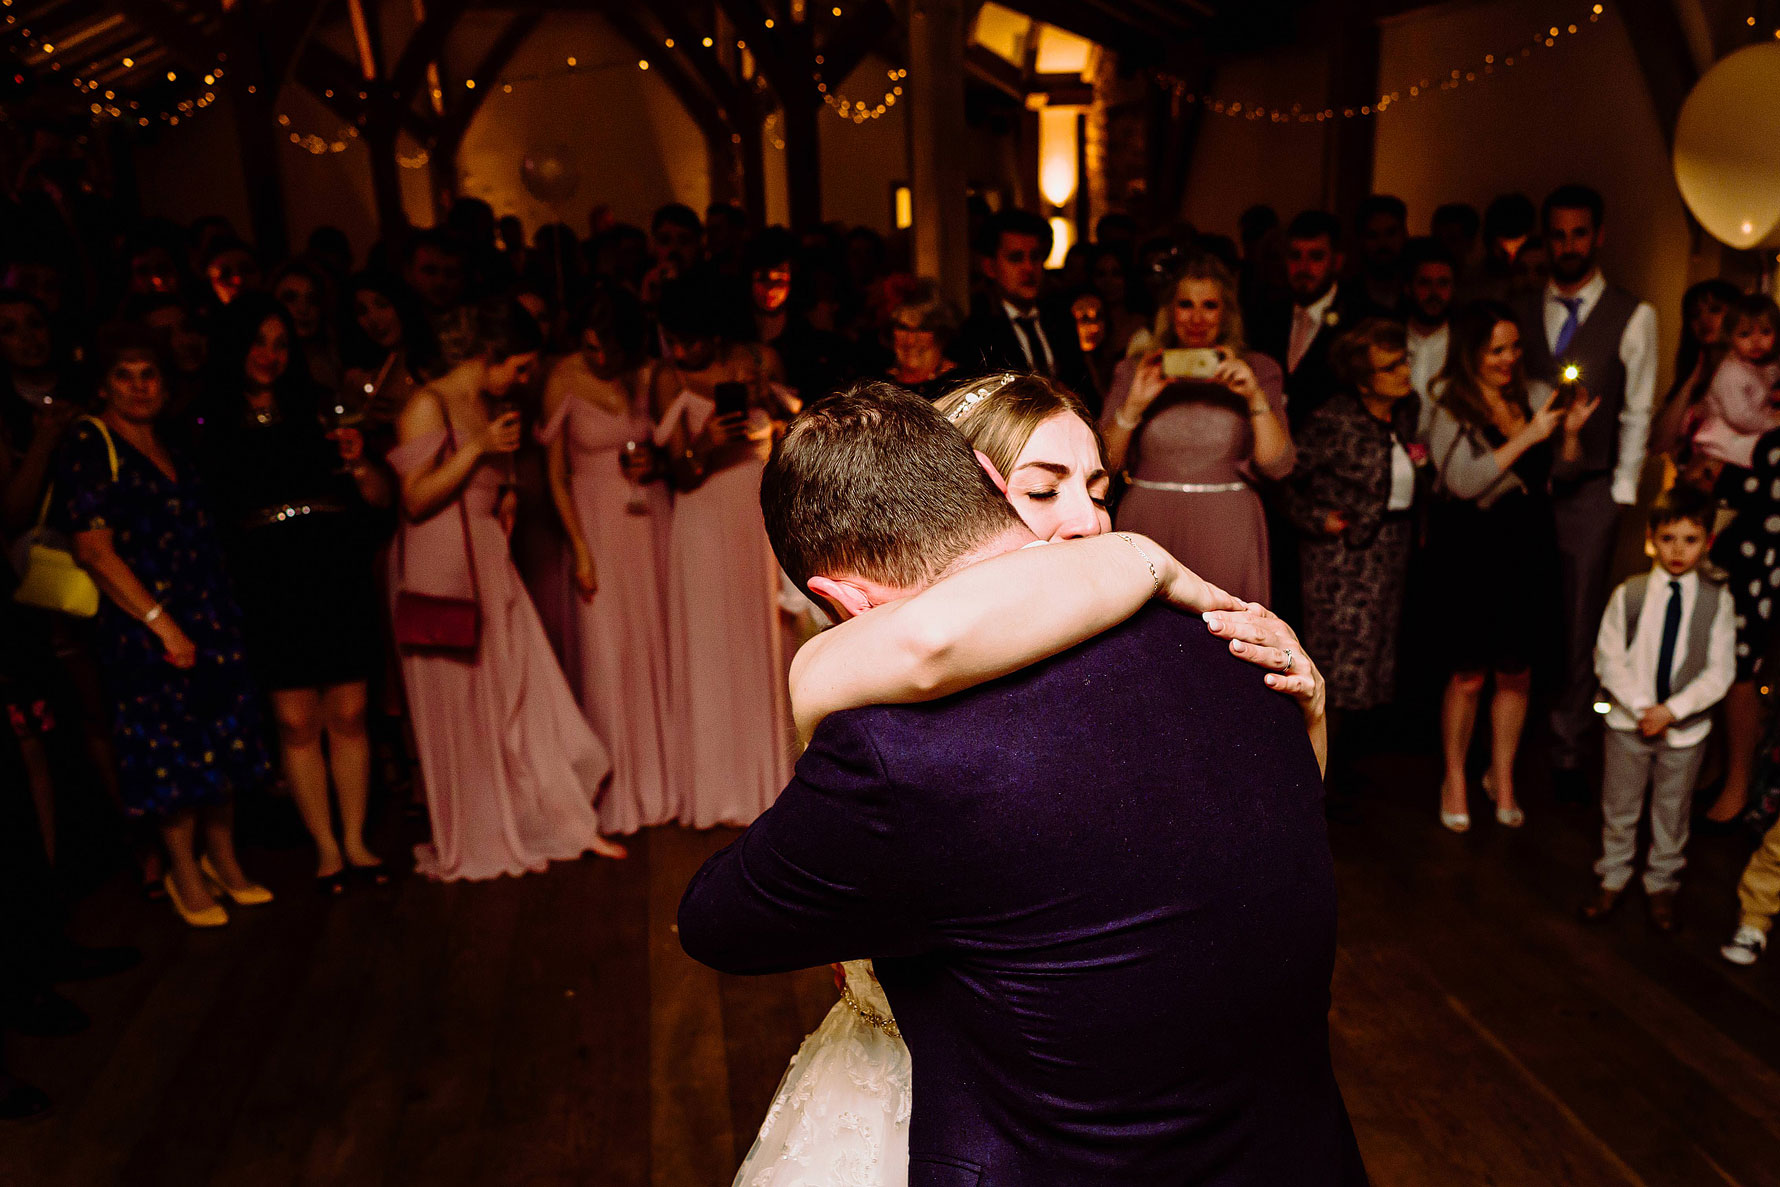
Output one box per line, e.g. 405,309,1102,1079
267,0,1620,154
267,16,914,163
20,0,1780,156
0,0,230,129
1154,3,1607,124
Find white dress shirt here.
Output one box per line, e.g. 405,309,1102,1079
1406,322,1449,443
1002,299,1056,375
1287,284,1340,374
1594,566,1737,748
1540,272,1660,506
1386,439,1416,511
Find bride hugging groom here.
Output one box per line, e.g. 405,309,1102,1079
680,377,1369,1187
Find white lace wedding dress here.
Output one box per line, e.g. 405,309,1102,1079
733,959,913,1186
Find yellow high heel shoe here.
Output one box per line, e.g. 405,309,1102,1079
164,873,229,928
200,856,274,907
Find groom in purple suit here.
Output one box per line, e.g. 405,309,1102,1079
680,383,1367,1186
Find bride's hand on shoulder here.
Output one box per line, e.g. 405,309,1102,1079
1200,601,1325,717
1133,537,1322,712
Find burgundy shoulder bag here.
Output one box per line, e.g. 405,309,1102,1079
392,418,482,658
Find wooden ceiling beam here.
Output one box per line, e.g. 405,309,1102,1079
964,43,1024,100
110,0,215,71
435,9,541,152
391,0,473,102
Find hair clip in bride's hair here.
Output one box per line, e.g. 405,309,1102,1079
946,373,1020,423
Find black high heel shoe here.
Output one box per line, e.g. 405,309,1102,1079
346,861,391,888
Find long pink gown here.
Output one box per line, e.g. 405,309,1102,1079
656,391,791,828
537,355,679,835
388,403,614,881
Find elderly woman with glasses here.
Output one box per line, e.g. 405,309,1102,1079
884,278,959,395
1287,318,1423,790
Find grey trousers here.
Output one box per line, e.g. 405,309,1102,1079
1551,475,1623,769
1596,728,1707,894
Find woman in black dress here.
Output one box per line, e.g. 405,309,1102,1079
201,295,394,891
56,323,274,926
1425,300,1598,832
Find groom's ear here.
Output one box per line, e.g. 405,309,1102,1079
807,575,874,621
975,449,1008,494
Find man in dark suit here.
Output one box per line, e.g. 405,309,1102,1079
680,384,1367,1186
953,209,1099,413
1250,210,1364,432
1249,211,1365,626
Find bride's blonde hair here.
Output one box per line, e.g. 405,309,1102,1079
933,373,1107,479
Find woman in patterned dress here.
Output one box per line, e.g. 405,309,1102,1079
55,323,274,927
1703,422,1780,823
1289,319,1422,789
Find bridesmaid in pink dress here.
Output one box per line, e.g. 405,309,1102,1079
538,295,678,836
650,280,797,828
388,302,627,880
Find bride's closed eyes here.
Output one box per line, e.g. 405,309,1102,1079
1018,471,1110,509
998,412,1116,541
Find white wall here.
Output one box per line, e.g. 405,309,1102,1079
1180,45,1331,237
452,11,711,237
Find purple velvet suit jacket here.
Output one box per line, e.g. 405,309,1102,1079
680,605,1368,1186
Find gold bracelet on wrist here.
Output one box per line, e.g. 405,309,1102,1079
1116,532,1161,596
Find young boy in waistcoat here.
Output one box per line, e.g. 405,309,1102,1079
1581,486,1736,932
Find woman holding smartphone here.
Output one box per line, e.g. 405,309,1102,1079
389,299,627,881
650,278,799,829
1101,252,1294,606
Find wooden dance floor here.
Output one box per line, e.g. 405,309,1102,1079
6,746,1780,1186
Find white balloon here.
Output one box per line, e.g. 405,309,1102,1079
519,145,580,206
1673,42,1780,249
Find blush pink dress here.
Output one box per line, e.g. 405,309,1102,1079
388,389,614,881
538,355,679,835
656,391,791,828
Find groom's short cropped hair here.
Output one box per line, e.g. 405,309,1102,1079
762,380,1024,597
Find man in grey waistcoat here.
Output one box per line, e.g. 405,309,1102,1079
1513,184,1659,801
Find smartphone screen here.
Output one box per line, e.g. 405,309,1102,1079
713,381,749,419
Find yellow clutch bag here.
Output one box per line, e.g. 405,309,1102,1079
9,416,115,620
11,537,100,618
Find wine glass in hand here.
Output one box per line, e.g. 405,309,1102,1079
621,440,651,515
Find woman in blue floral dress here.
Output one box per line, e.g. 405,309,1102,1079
53,323,274,927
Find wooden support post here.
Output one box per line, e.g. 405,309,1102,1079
908,0,969,305
1321,10,1379,230
782,92,822,233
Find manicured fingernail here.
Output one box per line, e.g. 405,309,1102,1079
1203,613,1220,629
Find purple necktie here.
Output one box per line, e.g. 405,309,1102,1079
1553,296,1584,358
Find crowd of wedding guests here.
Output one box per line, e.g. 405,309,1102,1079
7,164,1780,1117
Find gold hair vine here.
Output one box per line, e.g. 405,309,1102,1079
946,373,1020,423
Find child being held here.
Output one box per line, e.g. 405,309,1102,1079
1581,485,1736,933
1689,293,1780,490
